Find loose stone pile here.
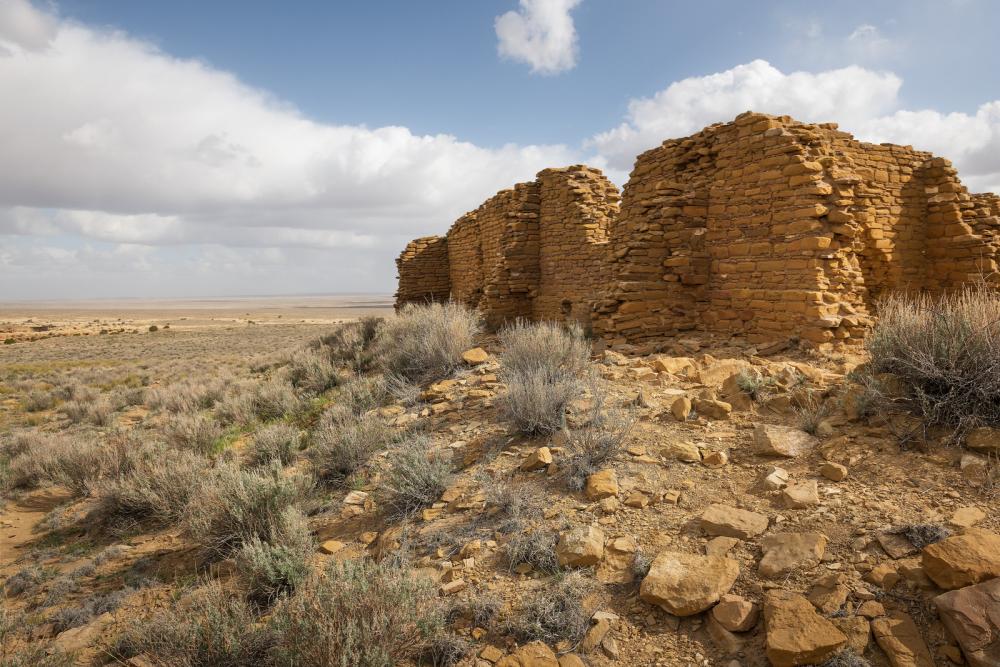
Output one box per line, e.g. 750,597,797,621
396,112,1000,347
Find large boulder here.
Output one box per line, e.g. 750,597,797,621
758,533,827,578
871,611,935,667
762,589,846,667
700,504,769,540
694,359,752,386
753,424,818,458
934,578,1000,667
639,551,739,616
922,528,1000,590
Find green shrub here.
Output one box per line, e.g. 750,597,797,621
865,284,1000,433
307,413,396,486
235,508,313,604
268,558,444,667
246,423,300,467
374,303,480,384
114,582,273,667
184,463,311,559
382,435,452,519
164,413,224,455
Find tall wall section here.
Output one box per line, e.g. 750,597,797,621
593,112,1000,348
394,166,620,329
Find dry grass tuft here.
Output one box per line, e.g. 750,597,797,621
374,302,480,384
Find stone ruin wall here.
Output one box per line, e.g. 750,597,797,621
396,112,1000,348
395,165,620,330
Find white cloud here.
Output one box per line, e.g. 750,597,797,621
0,1,578,297
588,60,902,171
495,0,581,75
846,24,899,62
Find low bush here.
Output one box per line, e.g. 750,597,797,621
235,508,313,604
184,463,311,559
0,607,74,667
252,378,300,422
865,284,1000,434
51,589,129,634
374,302,480,384
501,528,560,575
7,433,103,496
307,413,396,486
164,413,224,455
246,423,300,467
735,368,774,401
286,348,340,395
316,317,384,373
559,410,633,491
94,446,208,528
382,435,452,519
22,389,55,412
114,582,273,667
497,320,590,435
503,572,590,645
268,557,444,667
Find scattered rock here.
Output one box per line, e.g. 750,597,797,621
585,469,619,500
877,531,919,559
807,573,850,614
949,506,986,530
462,347,490,365
700,504,769,540
781,480,819,509
706,536,740,557
819,462,848,481
670,395,692,421
319,539,345,554
753,424,818,458
831,615,872,655
866,562,901,590
651,356,695,376
556,525,605,568
439,579,467,596
639,551,739,616
712,594,759,632
857,600,885,619
707,613,745,655
965,426,1000,453
512,641,560,667
693,397,732,420
623,491,649,508
758,532,827,578
702,449,729,468
922,528,1000,590
762,589,847,667
661,441,701,462
934,578,1000,667
871,611,935,667
762,467,790,490
521,447,553,471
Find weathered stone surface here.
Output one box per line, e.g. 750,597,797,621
670,395,692,421
521,446,553,471
584,469,619,500
712,594,759,632
966,427,1000,453
639,551,739,616
807,573,850,614
871,611,935,667
753,424,818,458
700,504,769,539
462,347,490,365
949,506,987,529
762,467,790,490
781,480,819,509
820,462,848,481
922,528,1000,590
758,532,827,578
513,641,560,667
763,589,847,667
556,525,605,568
934,578,1000,667
706,536,740,557
661,440,701,462
398,113,1000,347
832,616,871,655
693,397,732,420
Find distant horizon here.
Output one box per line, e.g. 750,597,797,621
0,291,394,307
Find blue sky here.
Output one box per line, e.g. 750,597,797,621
1,0,999,299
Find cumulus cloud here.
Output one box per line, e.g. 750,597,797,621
588,60,902,171
495,0,581,74
586,60,1000,193
0,1,578,297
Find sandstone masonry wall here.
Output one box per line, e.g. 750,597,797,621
394,166,620,329
396,113,1000,348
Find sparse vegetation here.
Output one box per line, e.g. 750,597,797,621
736,368,774,401
269,557,445,667
164,413,224,454
503,572,590,645
498,320,590,435
246,423,301,467
236,508,313,604
382,434,453,518
374,302,480,383
865,284,1000,434
308,412,396,485
559,409,633,491
501,528,560,574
